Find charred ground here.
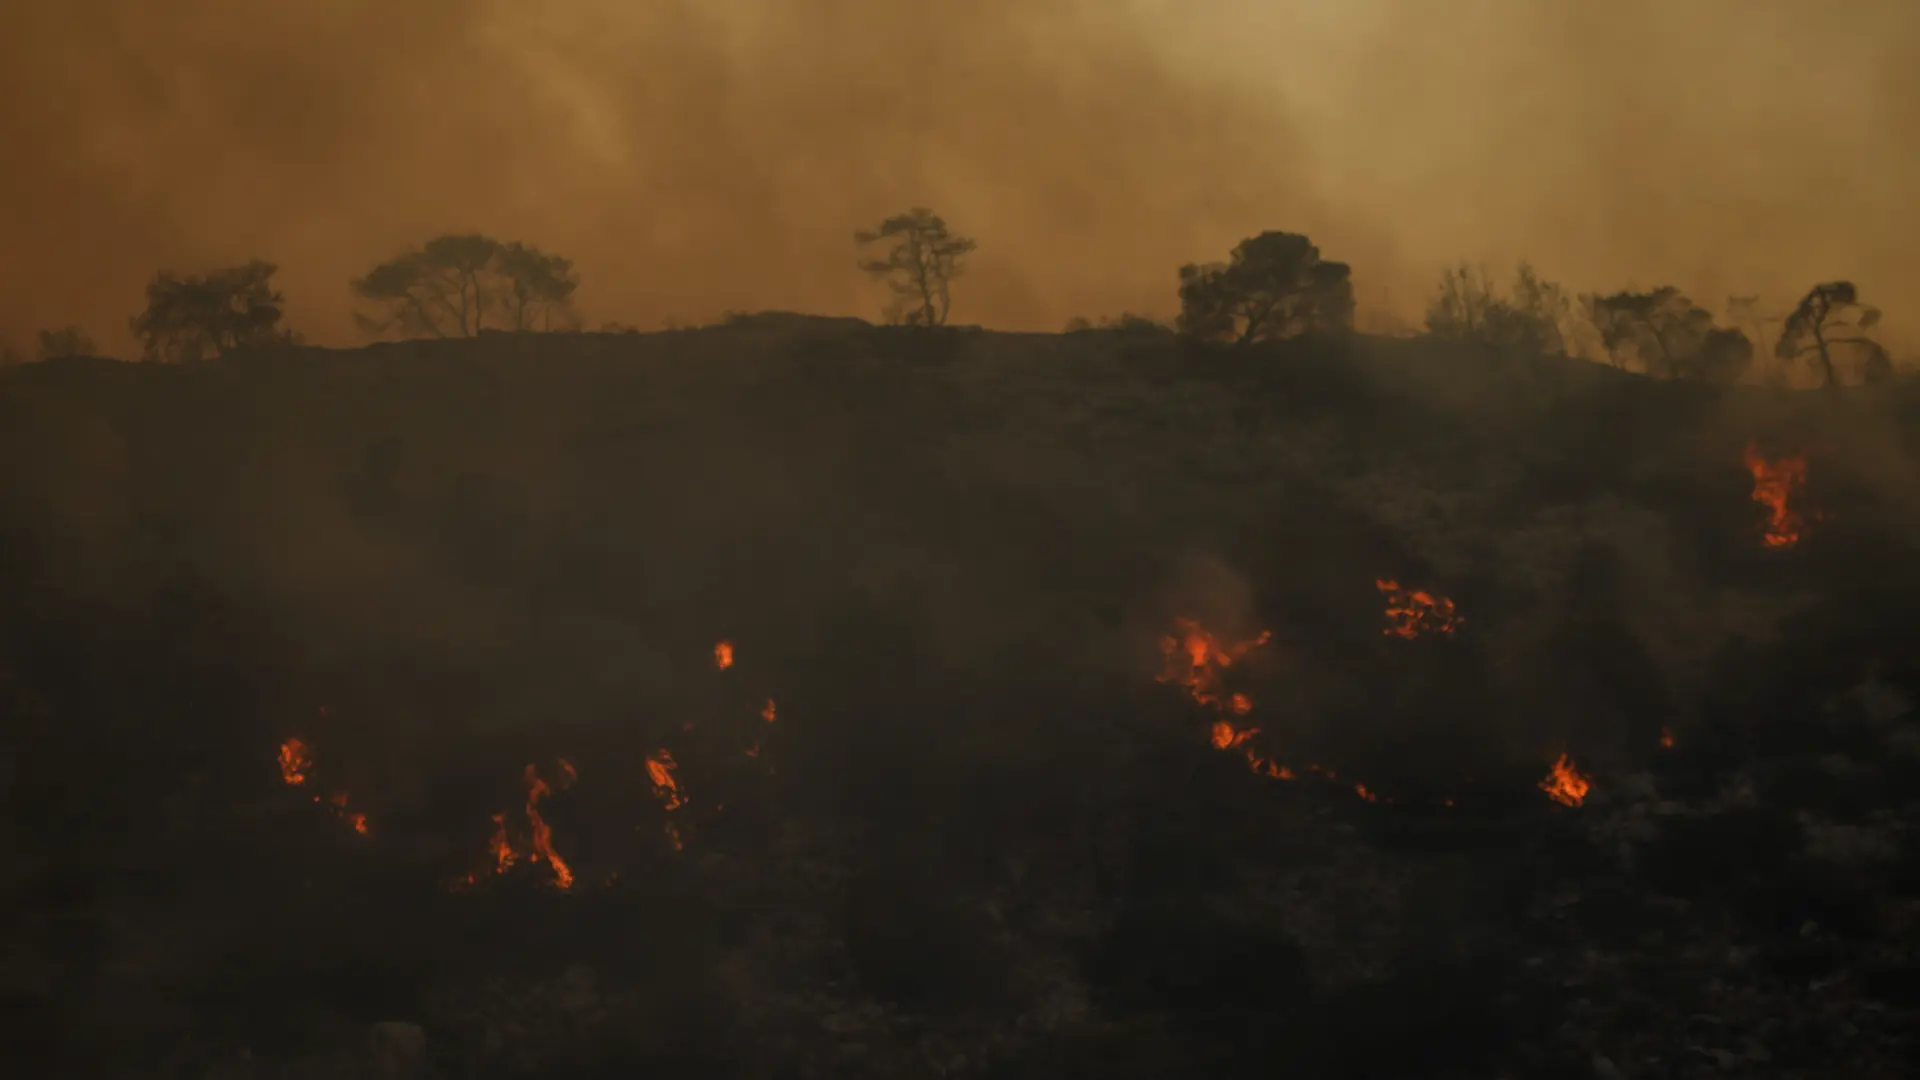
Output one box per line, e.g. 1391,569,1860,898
2,317,1917,1077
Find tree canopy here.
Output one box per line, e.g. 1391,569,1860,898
351,234,580,339
1776,281,1886,388
854,209,977,327
129,260,293,363
35,326,97,360
1424,263,1570,356
1582,286,1753,384
1176,232,1353,346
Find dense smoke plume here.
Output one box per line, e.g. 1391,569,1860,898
1,0,1914,351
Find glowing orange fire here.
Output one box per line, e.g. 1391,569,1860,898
326,791,370,834
459,761,576,889
522,762,574,889
1538,754,1591,807
278,737,370,833
278,738,312,786
761,698,777,722
485,813,515,874
646,749,688,851
1164,620,1407,802
1156,618,1272,711
1742,442,1806,549
1659,727,1675,749
1375,579,1462,638
714,640,735,670
646,750,686,811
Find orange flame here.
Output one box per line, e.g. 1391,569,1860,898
487,812,516,874
646,750,688,851
1156,618,1272,711
714,640,734,670
461,762,575,889
761,698,777,722
278,738,370,832
278,738,312,786
1742,442,1806,549
1375,579,1463,638
523,762,574,890
1659,727,1675,749
646,750,686,811
1538,754,1591,807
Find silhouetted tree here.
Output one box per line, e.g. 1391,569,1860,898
130,260,293,363
1775,281,1884,389
35,326,96,360
1580,286,1751,383
1424,262,1570,355
351,234,580,339
1176,232,1353,346
855,208,976,326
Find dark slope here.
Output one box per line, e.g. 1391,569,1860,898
1,320,1917,1077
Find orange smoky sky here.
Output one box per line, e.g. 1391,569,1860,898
1,0,1914,353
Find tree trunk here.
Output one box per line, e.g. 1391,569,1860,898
1812,324,1837,389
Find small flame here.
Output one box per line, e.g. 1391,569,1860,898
462,762,575,889
278,738,312,786
1375,579,1463,639
324,790,370,834
1538,754,1591,807
761,698,777,722
1659,727,1675,749
278,738,369,832
1156,618,1271,711
646,750,689,849
714,640,734,670
1742,442,1807,549
523,763,574,890
645,750,685,809
487,812,515,873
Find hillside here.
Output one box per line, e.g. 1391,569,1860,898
2,319,1918,1077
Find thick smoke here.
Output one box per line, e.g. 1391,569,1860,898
1,0,1913,351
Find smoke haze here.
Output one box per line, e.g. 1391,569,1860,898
2,0,1914,352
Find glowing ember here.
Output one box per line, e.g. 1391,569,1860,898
1742,442,1807,549
278,738,312,786
714,640,735,670
1659,727,1675,749
761,698,777,722
1156,618,1272,711
1539,754,1591,807
1375,579,1463,638
326,791,370,834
